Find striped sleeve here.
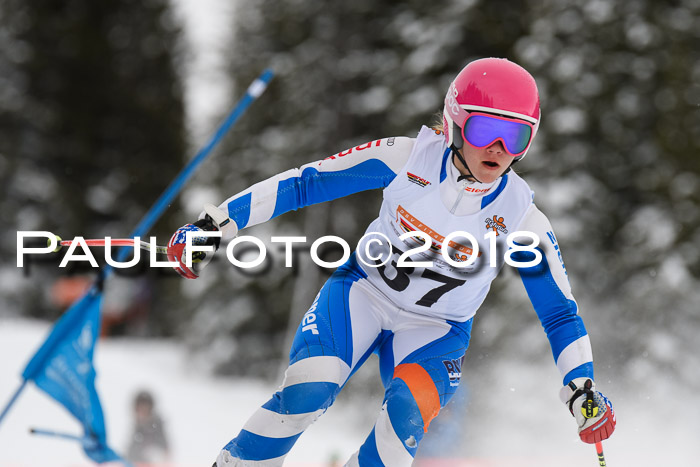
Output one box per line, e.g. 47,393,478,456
215,137,414,232
512,205,594,385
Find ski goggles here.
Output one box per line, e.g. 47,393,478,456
462,112,534,157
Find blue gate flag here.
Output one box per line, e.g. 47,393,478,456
21,285,122,464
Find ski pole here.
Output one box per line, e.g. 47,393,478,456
30,429,136,467
53,237,168,254
595,441,607,466
580,381,608,466
51,203,234,256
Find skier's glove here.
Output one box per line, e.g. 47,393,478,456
560,377,616,444
167,216,220,279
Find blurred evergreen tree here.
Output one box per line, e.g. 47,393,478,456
0,0,188,334
507,0,700,388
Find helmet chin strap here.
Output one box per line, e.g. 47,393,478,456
450,144,518,184
450,145,483,184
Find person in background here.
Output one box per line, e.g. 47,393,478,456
127,390,170,465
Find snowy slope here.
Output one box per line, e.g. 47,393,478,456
1,317,698,466
0,318,364,467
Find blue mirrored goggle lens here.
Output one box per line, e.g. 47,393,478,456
463,115,532,155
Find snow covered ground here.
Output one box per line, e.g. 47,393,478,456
0,318,365,467
1,317,698,466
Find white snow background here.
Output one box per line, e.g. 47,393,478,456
1,316,698,467
0,317,364,467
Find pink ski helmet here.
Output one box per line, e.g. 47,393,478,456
443,58,541,161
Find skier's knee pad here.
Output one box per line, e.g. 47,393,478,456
278,352,351,413
387,363,442,436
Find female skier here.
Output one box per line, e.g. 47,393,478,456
168,58,616,466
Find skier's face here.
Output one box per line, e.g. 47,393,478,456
456,140,512,184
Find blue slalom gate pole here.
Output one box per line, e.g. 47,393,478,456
30,427,97,444
0,381,27,426
30,428,136,467
116,68,274,263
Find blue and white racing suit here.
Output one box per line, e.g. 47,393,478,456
214,127,594,466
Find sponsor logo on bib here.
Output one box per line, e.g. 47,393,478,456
485,215,508,236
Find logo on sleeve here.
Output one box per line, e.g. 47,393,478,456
323,139,382,161
485,215,508,236
547,231,568,275
302,292,321,335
